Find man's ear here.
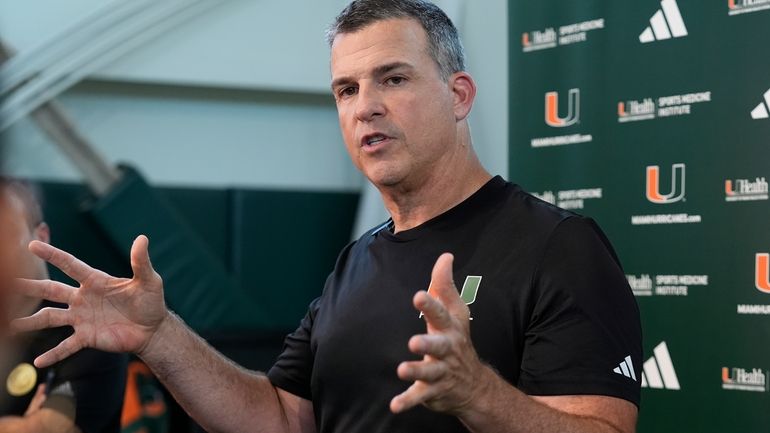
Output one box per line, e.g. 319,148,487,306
34,222,50,244
450,71,477,121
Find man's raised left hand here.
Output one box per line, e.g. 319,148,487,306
390,253,494,416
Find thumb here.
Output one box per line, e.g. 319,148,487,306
428,253,462,309
130,235,156,282
24,384,46,415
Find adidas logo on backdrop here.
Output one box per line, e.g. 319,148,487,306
751,88,770,119
641,341,681,390
639,0,688,43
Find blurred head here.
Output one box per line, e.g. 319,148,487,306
328,0,477,190
0,178,50,318
0,194,11,328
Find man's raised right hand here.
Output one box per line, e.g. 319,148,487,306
12,235,168,368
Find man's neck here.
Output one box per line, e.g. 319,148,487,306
380,154,492,233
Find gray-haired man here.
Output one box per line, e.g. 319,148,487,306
14,1,641,432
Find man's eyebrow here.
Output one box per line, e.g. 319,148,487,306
331,62,415,90
372,61,414,77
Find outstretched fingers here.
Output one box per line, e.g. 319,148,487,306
14,278,75,304
416,253,470,329
397,359,447,382
428,253,466,312
408,334,452,358
34,335,84,368
390,381,440,414
28,241,94,284
130,235,157,283
415,291,454,331
11,307,71,333
394,252,480,415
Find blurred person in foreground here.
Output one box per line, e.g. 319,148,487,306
0,188,14,328
12,1,642,432
0,145,14,326
0,178,128,433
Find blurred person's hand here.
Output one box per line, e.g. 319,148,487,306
11,235,168,367
24,384,47,416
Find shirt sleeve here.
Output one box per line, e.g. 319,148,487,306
517,216,643,407
267,297,321,401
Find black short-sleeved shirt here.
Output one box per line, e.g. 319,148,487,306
268,176,642,433
0,302,128,433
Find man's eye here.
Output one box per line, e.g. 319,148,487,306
386,76,405,85
339,87,358,97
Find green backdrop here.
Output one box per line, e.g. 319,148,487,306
41,180,359,333
509,1,770,431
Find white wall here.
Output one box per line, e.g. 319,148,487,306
461,0,508,178
3,84,357,190
0,0,507,190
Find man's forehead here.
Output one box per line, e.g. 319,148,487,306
331,17,427,47
330,18,430,72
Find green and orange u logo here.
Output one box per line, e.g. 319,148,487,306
756,253,770,293
420,276,482,318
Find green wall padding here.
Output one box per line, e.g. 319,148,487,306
40,173,359,333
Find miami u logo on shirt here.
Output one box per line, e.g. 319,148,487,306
420,276,482,319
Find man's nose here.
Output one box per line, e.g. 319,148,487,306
354,84,385,122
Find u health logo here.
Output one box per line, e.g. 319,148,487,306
722,366,768,392
646,164,685,204
521,28,557,52
728,0,770,15
725,177,768,202
521,19,604,53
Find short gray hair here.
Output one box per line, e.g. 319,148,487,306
326,0,466,80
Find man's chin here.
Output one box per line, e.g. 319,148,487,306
366,171,407,189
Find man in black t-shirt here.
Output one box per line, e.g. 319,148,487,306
0,179,127,433
267,177,641,433
12,1,641,433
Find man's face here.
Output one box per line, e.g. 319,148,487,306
0,199,12,327
4,192,48,318
331,18,459,188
